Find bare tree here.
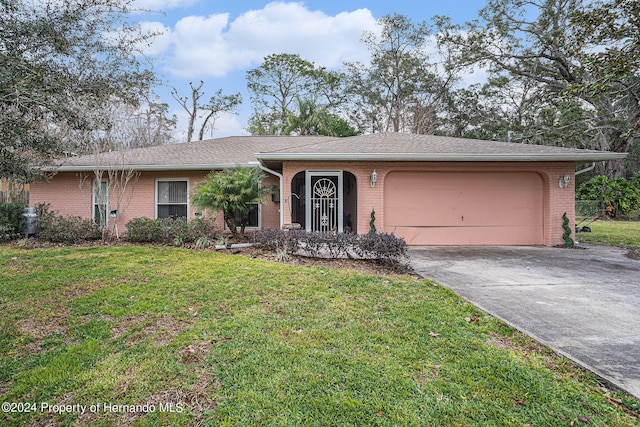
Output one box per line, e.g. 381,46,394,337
106,99,177,150
78,150,139,241
198,89,242,140
172,82,241,141
171,81,204,143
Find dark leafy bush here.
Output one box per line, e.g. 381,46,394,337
125,217,219,244
33,203,102,243
124,217,163,242
250,228,299,252
353,232,408,263
577,175,640,217
0,202,27,241
252,229,408,265
37,214,102,243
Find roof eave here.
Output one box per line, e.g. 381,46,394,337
50,163,257,172
255,152,628,162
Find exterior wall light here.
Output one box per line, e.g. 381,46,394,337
370,170,378,188
558,175,570,188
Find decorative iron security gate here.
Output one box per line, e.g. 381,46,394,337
311,177,337,232
306,172,343,233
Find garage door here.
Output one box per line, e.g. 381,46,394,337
384,171,544,245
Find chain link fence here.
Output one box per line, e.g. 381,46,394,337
575,200,605,218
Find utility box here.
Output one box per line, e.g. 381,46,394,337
23,207,38,236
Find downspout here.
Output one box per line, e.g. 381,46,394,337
256,161,284,229
575,162,596,176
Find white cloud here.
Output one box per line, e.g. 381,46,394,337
146,1,377,78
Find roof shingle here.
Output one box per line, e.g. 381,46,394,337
55,133,625,172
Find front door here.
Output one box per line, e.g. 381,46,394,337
306,171,343,233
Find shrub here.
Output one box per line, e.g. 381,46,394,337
32,203,102,243
252,229,408,265
577,175,640,217
354,232,409,264
251,228,298,252
124,217,163,242
37,215,102,243
186,217,220,242
0,202,27,241
125,217,219,244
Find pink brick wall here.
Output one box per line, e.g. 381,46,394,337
30,161,576,246
30,173,93,218
282,161,576,246
29,170,281,235
260,175,280,230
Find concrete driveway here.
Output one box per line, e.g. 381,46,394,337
409,245,640,399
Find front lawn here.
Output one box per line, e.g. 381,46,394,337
0,246,637,426
575,219,640,248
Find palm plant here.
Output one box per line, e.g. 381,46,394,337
284,97,324,135
192,166,272,237
284,96,358,136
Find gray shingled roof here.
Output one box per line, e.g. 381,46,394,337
55,133,625,172
256,132,627,162
55,136,336,171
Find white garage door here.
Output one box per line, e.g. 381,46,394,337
384,171,544,245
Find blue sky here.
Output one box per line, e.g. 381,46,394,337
132,1,487,139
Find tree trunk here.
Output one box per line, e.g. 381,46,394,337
603,159,626,179
224,211,237,237
603,133,633,179
240,212,249,236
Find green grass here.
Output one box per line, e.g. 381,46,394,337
0,246,638,426
575,219,640,249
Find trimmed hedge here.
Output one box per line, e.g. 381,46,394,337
252,229,408,265
125,217,219,244
36,206,103,243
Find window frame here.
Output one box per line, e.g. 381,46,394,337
93,179,108,227
155,178,190,219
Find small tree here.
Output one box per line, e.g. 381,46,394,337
192,167,271,237
78,150,140,241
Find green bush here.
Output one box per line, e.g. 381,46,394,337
37,213,103,243
125,217,219,244
577,175,640,217
124,217,163,242
354,232,409,263
0,202,27,241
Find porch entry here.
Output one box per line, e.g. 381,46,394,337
290,171,357,233
306,171,343,233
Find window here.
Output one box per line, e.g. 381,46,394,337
93,180,108,227
230,204,259,229
224,204,260,230
156,180,188,219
